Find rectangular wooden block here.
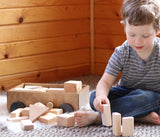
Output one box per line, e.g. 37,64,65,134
122,117,134,136
7,116,29,122
10,108,23,118
112,112,122,136
21,107,29,116
39,112,57,125
21,119,34,130
46,88,64,92
102,104,112,126
64,80,82,93
57,113,75,127
49,108,63,115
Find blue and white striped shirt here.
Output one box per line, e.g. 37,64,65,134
105,37,160,92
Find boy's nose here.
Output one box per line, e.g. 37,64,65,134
135,37,143,45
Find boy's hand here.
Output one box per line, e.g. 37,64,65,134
93,95,110,113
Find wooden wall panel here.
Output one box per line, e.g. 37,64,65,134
0,5,89,25
95,34,126,49
0,34,89,59
95,0,123,5
0,49,90,76
0,20,89,43
95,49,114,64
95,19,124,35
94,0,124,75
95,5,122,19
0,0,90,91
94,63,106,75
0,0,89,8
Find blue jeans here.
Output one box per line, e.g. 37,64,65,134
89,86,160,118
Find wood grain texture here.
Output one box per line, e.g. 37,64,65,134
95,0,123,5
0,19,89,43
95,49,114,63
0,49,90,76
0,0,89,8
95,19,124,35
95,34,126,49
0,34,90,59
95,5,122,19
94,63,106,75
0,5,89,25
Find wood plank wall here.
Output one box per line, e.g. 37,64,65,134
0,0,90,91
94,0,126,74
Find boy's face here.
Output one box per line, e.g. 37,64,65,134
125,20,159,57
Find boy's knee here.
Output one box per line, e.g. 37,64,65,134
130,89,159,101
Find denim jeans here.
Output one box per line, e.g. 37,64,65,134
89,86,160,118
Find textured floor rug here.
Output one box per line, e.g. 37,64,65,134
0,74,160,137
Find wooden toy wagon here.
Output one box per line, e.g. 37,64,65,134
7,81,89,113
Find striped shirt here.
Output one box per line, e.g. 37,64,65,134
105,37,160,92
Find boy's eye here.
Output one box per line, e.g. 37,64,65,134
129,34,135,37
143,35,150,38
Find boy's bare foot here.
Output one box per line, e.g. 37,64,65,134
74,111,101,127
136,112,160,125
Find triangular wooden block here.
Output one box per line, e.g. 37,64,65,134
29,104,49,122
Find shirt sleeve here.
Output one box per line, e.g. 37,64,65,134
105,46,123,77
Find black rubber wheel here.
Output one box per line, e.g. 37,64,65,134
10,101,26,112
59,103,74,113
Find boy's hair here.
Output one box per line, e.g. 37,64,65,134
121,0,160,31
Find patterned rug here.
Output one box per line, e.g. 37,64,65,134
0,74,160,137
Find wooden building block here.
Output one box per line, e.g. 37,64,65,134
29,103,49,122
64,80,82,93
10,108,23,118
102,104,112,126
112,112,122,136
7,116,29,122
57,113,75,127
34,102,46,107
21,107,29,116
46,88,64,92
21,119,34,130
49,108,63,115
122,117,134,136
39,112,57,125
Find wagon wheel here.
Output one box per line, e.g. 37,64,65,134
10,101,26,112
59,103,74,113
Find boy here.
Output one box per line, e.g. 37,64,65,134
74,0,160,127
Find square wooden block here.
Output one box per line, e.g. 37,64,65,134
64,80,82,93
21,119,34,130
57,113,75,127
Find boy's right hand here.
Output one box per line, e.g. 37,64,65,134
93,95,110,113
